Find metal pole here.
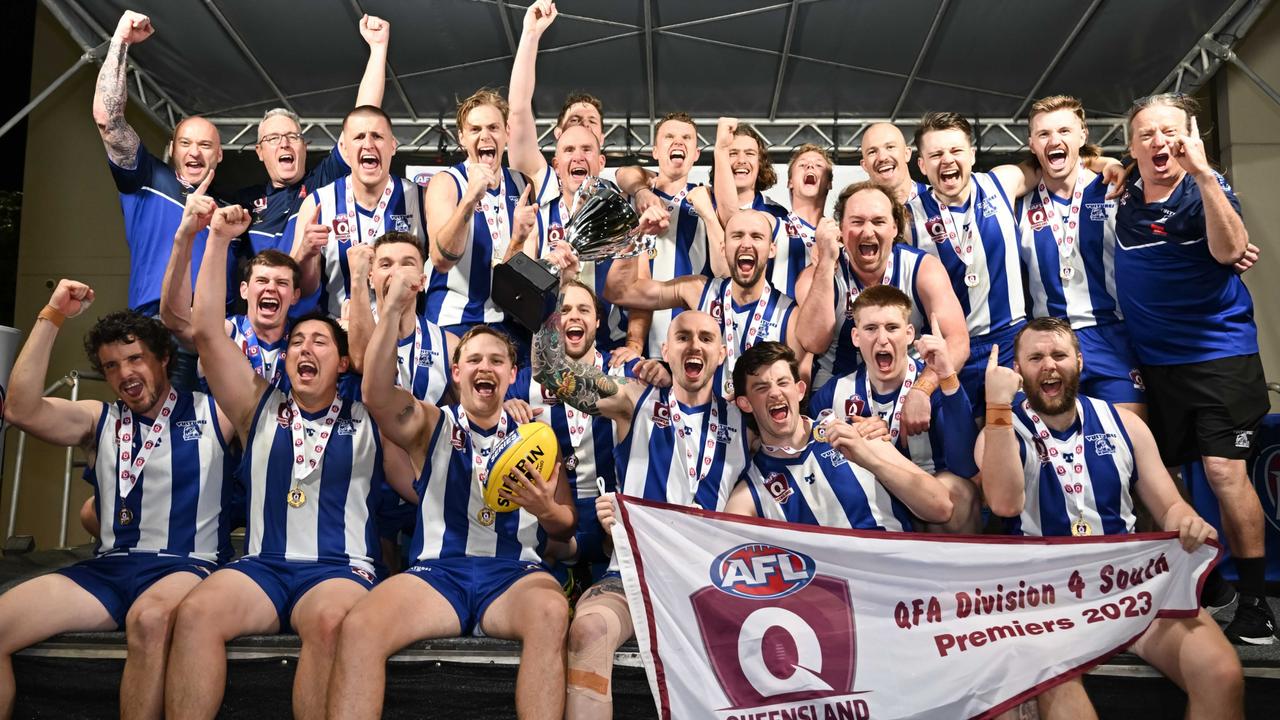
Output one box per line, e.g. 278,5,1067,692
6,431,28,539
1226,54,1280,108
0,53,92,141
58,372,81,548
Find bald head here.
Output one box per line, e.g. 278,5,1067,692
726,209,775,236
170,116,222,186
860,122,912,190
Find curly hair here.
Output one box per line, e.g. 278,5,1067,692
709,123,777,192
83,311,175,374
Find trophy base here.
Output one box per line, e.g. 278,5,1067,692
492,254,559,332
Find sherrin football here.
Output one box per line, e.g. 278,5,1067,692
483,422,560,512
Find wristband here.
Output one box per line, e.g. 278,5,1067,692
939,372,960,393
911,376,937,397
38,305,65,328
985,404,1013,427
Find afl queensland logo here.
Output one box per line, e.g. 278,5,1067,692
1252,443,1280,533
710,544,816,600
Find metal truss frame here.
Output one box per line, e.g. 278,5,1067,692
26,0,1276,159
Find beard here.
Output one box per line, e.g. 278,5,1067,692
1025,369,1081,416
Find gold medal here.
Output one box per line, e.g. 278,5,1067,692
118,507,134,526
1072,517,1092,537
812,421,828,444
477,507,496,526
287,486,306,508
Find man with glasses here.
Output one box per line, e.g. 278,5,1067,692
233,14,391,256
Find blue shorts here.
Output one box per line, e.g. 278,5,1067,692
574,496,610,566
57,552,216,627
405,556,547,635
376,485,418,541
960,324,1020,418
224,556,377,631
1076,324,1145,404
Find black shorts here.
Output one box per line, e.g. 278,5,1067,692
1142,354,1269,466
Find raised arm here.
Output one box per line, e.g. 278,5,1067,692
289,196,327,296
688,186,728,277
507,1,556,178
355,14,389,107
361,267,440,456
426,165,493,273
343,244,376,373
192,207,268,437
160,172,216,349
2,281,103,449
712,118,740,228
1180,117,1248,264
975,346,1026,517
93,11,151,169
793,218,840,354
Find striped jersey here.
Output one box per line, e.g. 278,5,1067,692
695,277,795,397
907,172,1026,339
809,358,978,477
813,244,928,388
241,388,383,572
425,163,528,327
1006,394,1137,537
409,407,545,563
1018,172,1123,329
646,183,713,357
86,391,233,563
744,441,914,531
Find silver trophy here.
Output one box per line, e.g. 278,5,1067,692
493,177,655,331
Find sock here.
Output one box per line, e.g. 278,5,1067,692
1234,557,1266,599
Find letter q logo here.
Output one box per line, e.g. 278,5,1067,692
692,544,856,708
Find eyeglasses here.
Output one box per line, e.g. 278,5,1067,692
257,132,303,147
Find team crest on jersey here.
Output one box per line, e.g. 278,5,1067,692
925,217,947,241
1034,437,1050,465
548,225,565,246
276,402,293,428
715,424,737,444
540,382,560,405
450,424,466,450
335,419,358,436
419,349,436,368
651,400,672,428
763,472,793,503
843,395,865,421
333,214,352,242
1028,205,1049,231
391,214,412,233
252,196,269,219
819,447,847,467
977,197,999,218
1086,202,1110,221
1086,432,1116,457
176,420,205,442
708,300,724,322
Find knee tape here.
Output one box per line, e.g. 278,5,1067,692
567,604,628,701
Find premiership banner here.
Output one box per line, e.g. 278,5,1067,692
612,497,1217,720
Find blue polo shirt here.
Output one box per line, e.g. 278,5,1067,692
109,144,243,315
234,146,350,255
1113,171,1256,365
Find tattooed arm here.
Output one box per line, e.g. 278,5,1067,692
533,291,641,422
93,12,151,170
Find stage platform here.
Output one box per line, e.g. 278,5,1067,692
4,548,1279,718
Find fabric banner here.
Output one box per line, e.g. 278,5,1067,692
612,496,1217,720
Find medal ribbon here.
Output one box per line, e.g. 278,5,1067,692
662,185,691,215
289,396,343,482
344,177,394,244
1035,163,1086,264
839,246,895,305
787,212,815,249
672,398,720,496
721,280,772,398
760,416,815,456
857,360,920,446
475,172,510,263
456,407,510,495
240,319,282,385
118,390,179,499
1022,399,1088,523
931,190,978,270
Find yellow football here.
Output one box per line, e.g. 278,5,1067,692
483,422,560,512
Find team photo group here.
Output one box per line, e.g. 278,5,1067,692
0,2,1272,719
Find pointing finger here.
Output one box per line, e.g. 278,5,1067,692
987,344,999,370
929,313,939,336
196,168,215,196
1190,115,1199,138
518,182,533,207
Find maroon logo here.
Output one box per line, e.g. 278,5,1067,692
925,217,946,240
764,473,793,504
450,424,466,450
692,557,856,710
709,300,724,322
652,401,672,429
843,396,864,422
1028,205,1048,231
540,383,559,404
276,402,292,428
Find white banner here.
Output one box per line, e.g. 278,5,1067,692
612,496,1217,720
0,326,19,487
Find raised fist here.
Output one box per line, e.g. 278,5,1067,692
522,0,557,36
301,204,331,259
359,14,390,47
115,11,153,45
210,205,252,239
715,117,739,150
347,243,376,285
813,216,840,265
464,163,499,202
48,279,95,319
